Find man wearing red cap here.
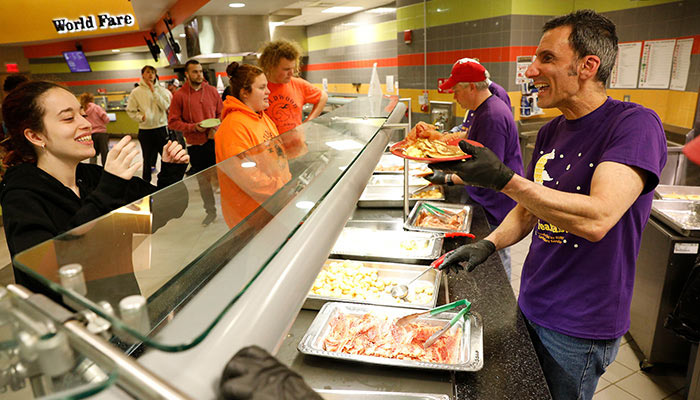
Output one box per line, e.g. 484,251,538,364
427,58,523,278
431,10,667,400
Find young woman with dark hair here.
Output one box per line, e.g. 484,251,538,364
0,81,189,294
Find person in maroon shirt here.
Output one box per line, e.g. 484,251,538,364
169,59,223,226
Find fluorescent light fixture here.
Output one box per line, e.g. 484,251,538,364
343,22,364,26
295,201,315,210
338,166,348,171
368,7,395,13
269,21,285,27
228,2,245,8
112,49,120,52
322,6,363,13
179,33,186,38
241,161,256,168
325,139,364,151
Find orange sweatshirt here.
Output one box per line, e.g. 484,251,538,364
215,96,291,228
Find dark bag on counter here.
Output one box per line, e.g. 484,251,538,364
665,258,700,343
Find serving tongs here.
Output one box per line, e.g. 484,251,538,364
395,298,470,326
423,306,471,349
420,203,456,224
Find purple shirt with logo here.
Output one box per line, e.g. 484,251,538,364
466,95,523,226
453,82,512,132
520,97,667,339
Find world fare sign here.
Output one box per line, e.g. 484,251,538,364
52,13,135,34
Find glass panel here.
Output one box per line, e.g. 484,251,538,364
0,289,118,398
12,96,399,351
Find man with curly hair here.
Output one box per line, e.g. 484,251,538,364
258,40,327,134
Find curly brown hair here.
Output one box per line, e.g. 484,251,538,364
258,39,302,76
226,62,264,100
78,92,94,110
1,81,66,168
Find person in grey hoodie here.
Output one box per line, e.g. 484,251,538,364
127,65,172,181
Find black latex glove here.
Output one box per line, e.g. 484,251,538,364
439,239,496,274
220,346,322,400
431,140,514,190
424,170,448,185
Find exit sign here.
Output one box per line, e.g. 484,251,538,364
5,63,18,73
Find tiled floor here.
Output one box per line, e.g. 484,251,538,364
510,235,689,400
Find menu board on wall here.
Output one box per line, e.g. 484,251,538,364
638,39,676,89
610,42,642,88
670,38,694,91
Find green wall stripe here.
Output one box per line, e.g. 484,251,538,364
307,20,397,52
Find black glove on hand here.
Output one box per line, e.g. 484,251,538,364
220,346,322,400
424,170,448,185
439,239,496,274
431,140,514,190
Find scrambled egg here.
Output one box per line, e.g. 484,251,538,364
411,187,442,199
664,193,700,201
310,260,434,305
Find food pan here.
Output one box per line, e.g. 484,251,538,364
330,226,443,263
298,302,483,372
316,389,449,400
651,199,700,237
374,154,433,175
304,259,441,311
358,185,445,208
367,175,431,187
654,184,700,201
404,201,473,234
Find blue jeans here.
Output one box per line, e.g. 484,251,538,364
488,223,511,279
524,317,621,400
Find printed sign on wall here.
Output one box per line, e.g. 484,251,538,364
0,0,139,45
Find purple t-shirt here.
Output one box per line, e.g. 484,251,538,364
466,95,523,226
519,97,667,340
453,82,512,132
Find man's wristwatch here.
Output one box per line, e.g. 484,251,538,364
445,174,454,186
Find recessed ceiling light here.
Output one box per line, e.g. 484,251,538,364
179,33,186,37
228,2,245,7
269,21,285,27
112,49,120,52
368,7,396,14
322,6,363,13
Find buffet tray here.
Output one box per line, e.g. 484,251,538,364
655,184,700,201
298,302,483,372
359,185,445,208
317,389,449,400
404,201,473,234
374,154,433,175
303,259,441,311
331,222,443,263
651,199,700,237
367,175,431,187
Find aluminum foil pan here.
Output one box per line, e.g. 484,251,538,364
654,184,700,201
404,201,473,234
373,154,433,176
304,259,441,311
358,185,445,208
651,199,700,237
317,389,449,400
330,226,443,263
298,302,483,372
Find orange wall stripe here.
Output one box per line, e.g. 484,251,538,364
305,57,398,71
24,31,148,59
58,75,177,87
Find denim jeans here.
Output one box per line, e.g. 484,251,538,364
524,316,621,400
488,223,511,279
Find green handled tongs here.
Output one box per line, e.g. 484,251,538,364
423,307,470,349
395,298,470,327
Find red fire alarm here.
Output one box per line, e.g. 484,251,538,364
403,30,412,44
5,63,19,73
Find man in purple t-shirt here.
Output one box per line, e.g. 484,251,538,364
432,10,666,400
428,58,523,278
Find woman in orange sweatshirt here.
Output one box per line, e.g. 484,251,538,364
215,62,292,228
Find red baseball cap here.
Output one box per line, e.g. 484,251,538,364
439,58,487,92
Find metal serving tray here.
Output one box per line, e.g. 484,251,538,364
651,199,700,237
330,224,443,263
367,175,431,187
304,259,441,311
404,201,473,234
359,185,445,208
317,389,449,400
374,154,433,175
298,302,483,372
654,184,700,200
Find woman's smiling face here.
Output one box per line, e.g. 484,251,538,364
35,88,95,161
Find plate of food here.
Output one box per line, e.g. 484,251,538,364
199,118,221,128
390,138,482,163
